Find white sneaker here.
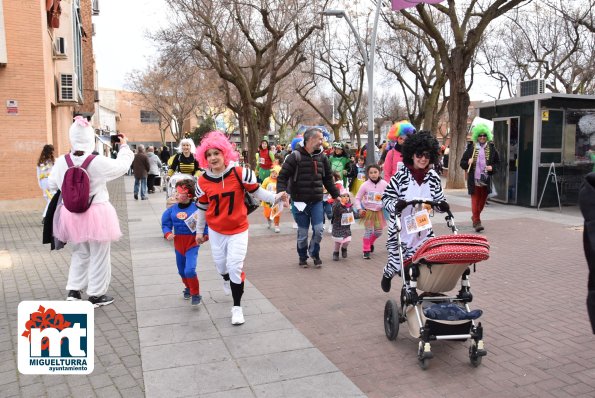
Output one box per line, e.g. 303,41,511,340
222,280,231,296
274,227,280,233
231,306,245,325
292,222,298,229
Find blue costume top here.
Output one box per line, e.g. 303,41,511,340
161,202,208,288
161,202,208,237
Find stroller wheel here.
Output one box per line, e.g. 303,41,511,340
418,357,430,370
469,345,483,367
384,299,400,341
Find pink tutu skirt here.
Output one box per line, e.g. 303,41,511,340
54,202,122,243
332,235,352,244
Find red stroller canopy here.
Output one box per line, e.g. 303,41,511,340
408,234,490,266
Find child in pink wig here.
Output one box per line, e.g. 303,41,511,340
194,131,289,325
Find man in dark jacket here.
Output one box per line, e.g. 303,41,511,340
277,127,340,268
159,145,171,164
579,172,595,333
132,145,150,200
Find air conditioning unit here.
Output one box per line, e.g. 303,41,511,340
519,79,545,96
92,0,100,15
58,73,77,102
53,37,67,59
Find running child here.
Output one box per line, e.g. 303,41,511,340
161,179,207,306
348,156,366,196
331,189,355,261
355,164,388,259
323,171,343,234
262,165,282,233
194,131,288,325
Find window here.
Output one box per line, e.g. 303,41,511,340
541,110,564,149
565,110,595,165
140,110,160,123
0,0,7,65
72,0,83,99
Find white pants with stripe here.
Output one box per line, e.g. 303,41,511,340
208,229,248,284
66,241,112,297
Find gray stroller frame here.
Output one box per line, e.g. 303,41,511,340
383,199,487,370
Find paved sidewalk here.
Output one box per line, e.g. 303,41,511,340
1,177,144,398
125,179,363,397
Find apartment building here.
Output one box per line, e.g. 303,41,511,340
0,0,98,200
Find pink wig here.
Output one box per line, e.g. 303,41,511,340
195,130,238,169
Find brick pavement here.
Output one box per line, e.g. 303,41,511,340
0,177,145,398
245,191,595,398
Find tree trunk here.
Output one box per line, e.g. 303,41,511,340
242,106,260,169
238,113,246,153
445,71,470,189
160,127,167,145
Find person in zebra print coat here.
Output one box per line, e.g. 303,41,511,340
380,132,449,293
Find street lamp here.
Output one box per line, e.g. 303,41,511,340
322,4,381,165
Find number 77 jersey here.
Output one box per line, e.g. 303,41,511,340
196,166,259,234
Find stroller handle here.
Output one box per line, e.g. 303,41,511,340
401,199,457,233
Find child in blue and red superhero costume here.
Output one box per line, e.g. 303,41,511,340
161,179,208,306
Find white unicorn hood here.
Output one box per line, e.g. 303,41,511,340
69,116,95,153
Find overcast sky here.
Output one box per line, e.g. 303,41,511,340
93,0,167,90
92,0,501,100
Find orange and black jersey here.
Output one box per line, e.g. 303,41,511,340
196,166,259,235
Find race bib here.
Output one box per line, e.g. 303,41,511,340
269,202,283,220
341,212,355,225
404,209,432,235
357,172,366,181
183,210,199,233
259,157,265,165
366,191,382,205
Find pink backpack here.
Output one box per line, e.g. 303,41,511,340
62,154,96,213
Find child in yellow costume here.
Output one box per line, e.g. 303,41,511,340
261,166,282,233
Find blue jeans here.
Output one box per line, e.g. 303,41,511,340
323,201,333,224
134,177,147,198
293,201,324,260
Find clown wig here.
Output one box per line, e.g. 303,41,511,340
195,130,238,169
401,131,440,166
471,123,493,142
387,120,416,142
176,138,196,154
290,135,304,151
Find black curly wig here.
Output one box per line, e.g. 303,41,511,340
401,130,440,166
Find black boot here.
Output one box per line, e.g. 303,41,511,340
333,251,339,261
381,275,392,292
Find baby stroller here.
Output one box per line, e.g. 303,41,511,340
156,165,169,193
165,173,194,207
383,199,490,370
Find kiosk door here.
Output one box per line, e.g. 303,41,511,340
492,118,519,203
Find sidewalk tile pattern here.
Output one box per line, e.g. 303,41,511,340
0,177,144,397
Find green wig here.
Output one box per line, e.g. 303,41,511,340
471,123,493,142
